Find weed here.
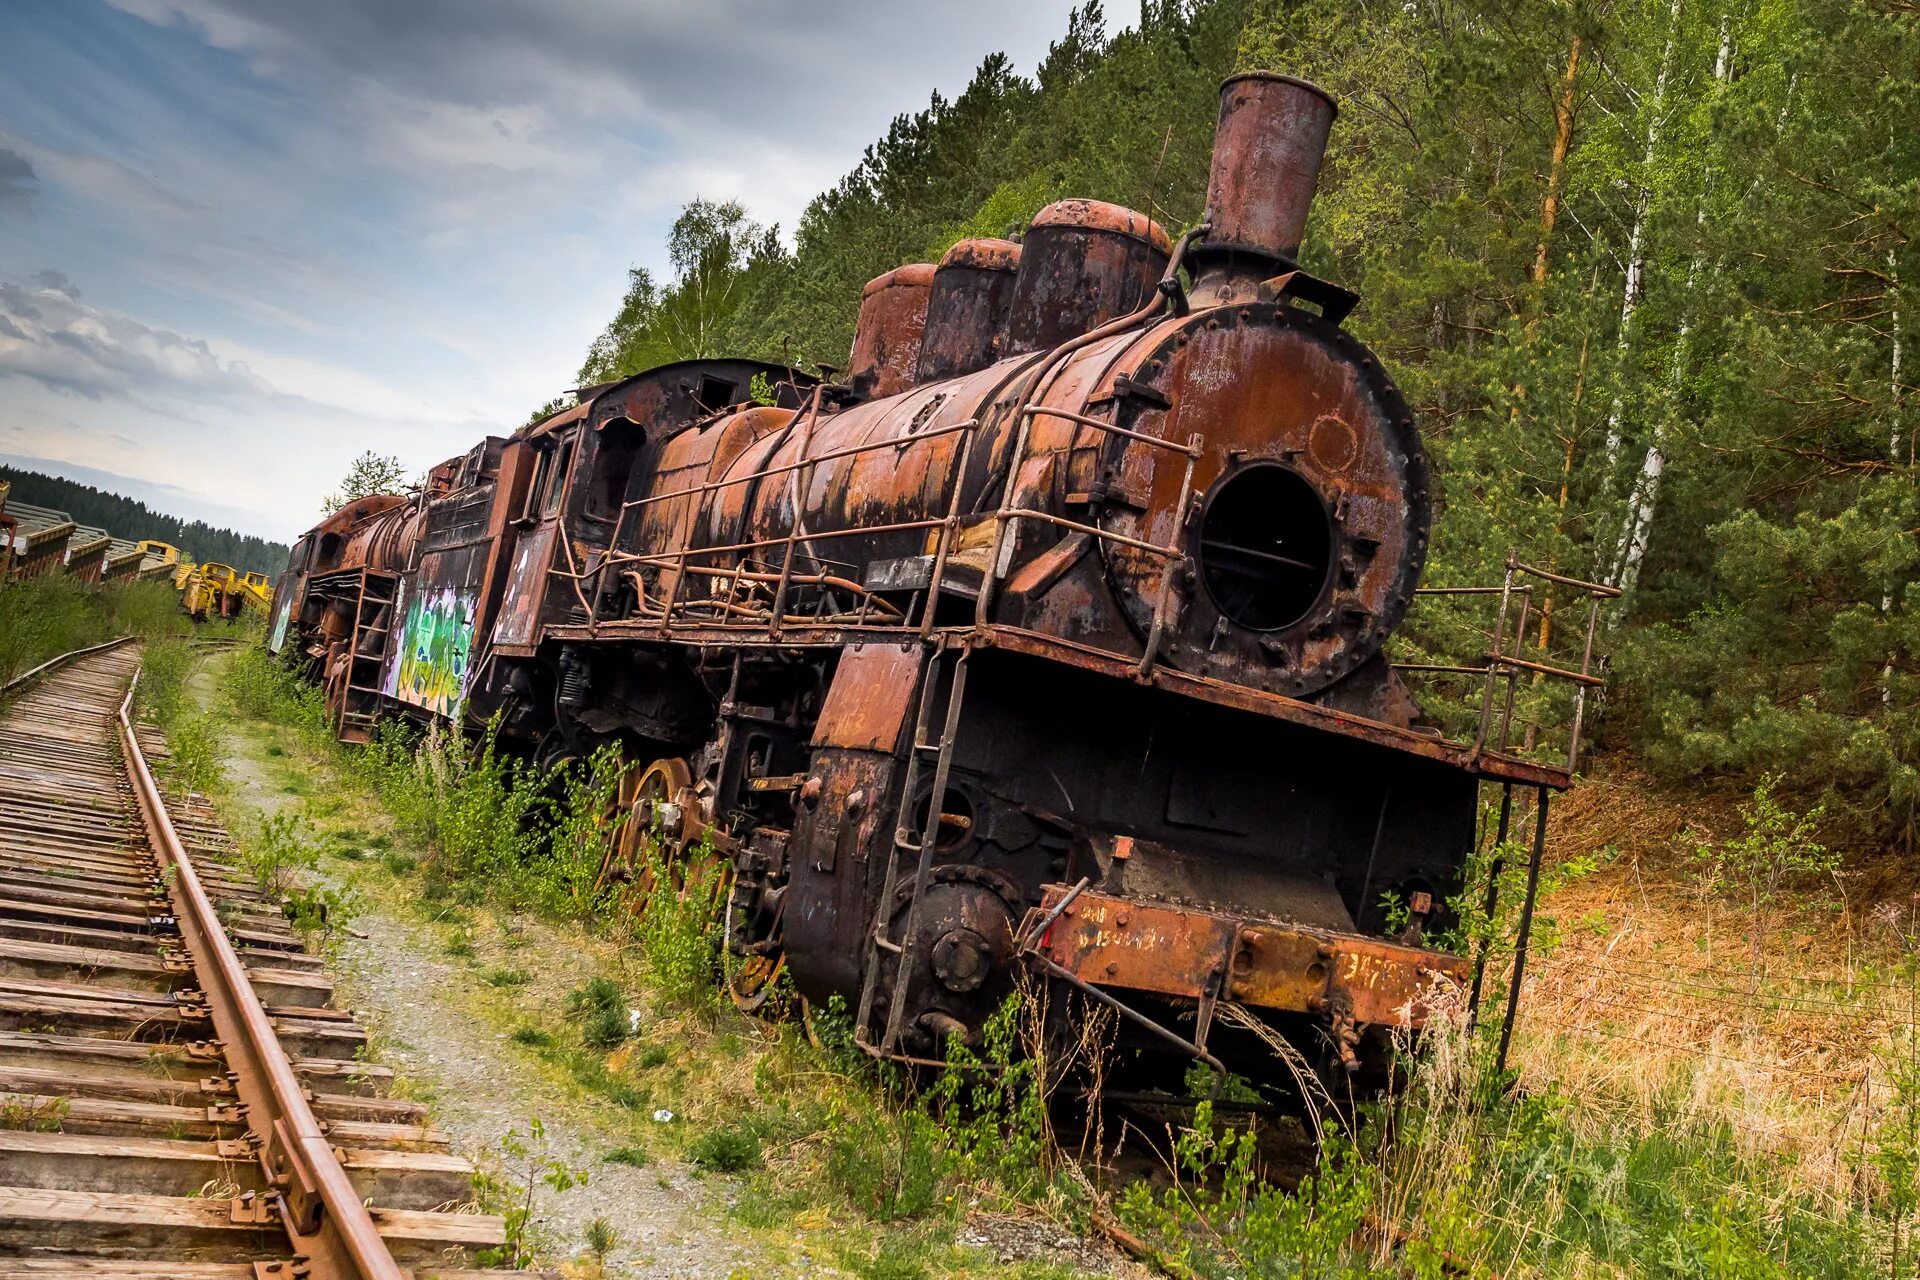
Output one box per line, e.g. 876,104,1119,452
843,1236,932,1280
1691,774,1839,963
603,1080,649,1110
636,1043,669,1070
0,576,187,684
482,967,531,988
566,978,630,1049
0,1095,68,1132
285,885,346,935
382,849,418,876
604,1144,650,1167
825,1105,950,1223
445,935,477,960
510,1026,555,1049
635,836,725,1010
244,811,317,897
474,1118,588,1268
688,1121,763,1174
581,1005,629,1050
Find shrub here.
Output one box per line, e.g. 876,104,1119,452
635,839,725,1010
824,1105,949,1223
566,978,630,1049
688,1121,763,1174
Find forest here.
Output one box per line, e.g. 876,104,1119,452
576,0,1917,852
0,465,290,576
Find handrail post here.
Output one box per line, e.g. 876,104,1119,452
1473,553,1519,753
1136,434,1202,679
767,385,827,637
922,418,983,638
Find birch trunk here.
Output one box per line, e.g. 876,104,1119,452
1610,15,1734,596
1601,0,1686,479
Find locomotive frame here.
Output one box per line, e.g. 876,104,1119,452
267,71,1613,1096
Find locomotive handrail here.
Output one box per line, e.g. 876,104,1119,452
972,218,1206,651
580,412,984,635
1019,404,1205,456
998,508,1184,559
1399,556,1610,773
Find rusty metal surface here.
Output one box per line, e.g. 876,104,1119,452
916,238,1022,384
1030,885,1465,1028
116,670,406,1279
848,265,935,401
811,642,923,751
1195,73,1337,277
1004,200,1169,356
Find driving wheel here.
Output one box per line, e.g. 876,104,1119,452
592,757,717,918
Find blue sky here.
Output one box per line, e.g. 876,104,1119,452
0,0,1082,542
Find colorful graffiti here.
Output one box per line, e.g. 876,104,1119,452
268,596,293,654
385,584,476,718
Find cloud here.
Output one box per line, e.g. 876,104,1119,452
0,276,273,401
29,269,76,298
0,148,35,209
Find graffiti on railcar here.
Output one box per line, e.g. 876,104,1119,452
385,583,476,717
268,595,293,654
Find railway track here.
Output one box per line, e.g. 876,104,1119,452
0,641,526,1278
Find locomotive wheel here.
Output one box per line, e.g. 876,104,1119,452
592,757,720,919
722,885,786,1014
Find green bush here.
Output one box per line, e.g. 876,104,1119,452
824,1105,950,1223
688,1121,763,1174
635,839,725,1010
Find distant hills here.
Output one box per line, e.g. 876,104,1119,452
1,466,289,576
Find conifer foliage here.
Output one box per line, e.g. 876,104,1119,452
578,1,1919,848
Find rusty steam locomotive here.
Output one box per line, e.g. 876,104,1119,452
268,73,1600,1090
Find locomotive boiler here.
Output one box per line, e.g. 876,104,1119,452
270,72,1606,1094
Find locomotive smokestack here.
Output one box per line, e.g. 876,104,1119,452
1192,72,1337,297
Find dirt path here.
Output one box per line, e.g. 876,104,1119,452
194,667,766,1278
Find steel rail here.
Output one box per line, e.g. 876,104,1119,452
0,634,135,696
115,666,405,1280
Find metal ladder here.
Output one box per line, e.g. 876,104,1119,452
855,641,972,1057
337,571,396,741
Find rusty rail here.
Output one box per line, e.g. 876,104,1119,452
0,634,134,696
115,668,405,1280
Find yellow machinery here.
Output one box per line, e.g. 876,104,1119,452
239,570,272,608
179,561,269,620
137,540,181,581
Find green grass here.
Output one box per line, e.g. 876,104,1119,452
0,575,190,684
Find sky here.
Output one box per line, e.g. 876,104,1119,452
0,0,1084,543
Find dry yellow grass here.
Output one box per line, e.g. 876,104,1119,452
1505,764,1919,1208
